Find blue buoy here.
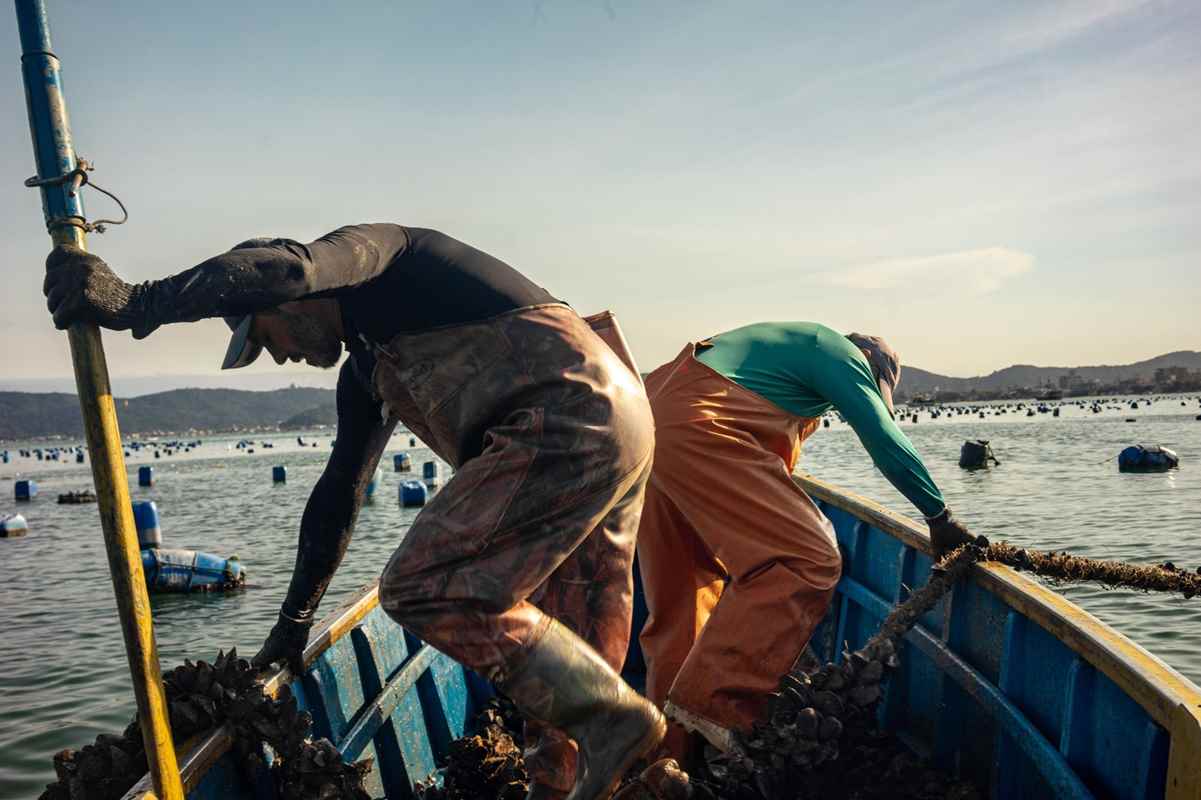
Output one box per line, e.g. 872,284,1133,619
2,451,9,464
1118,445,1179,473
138,465,154,487
393,452,412,472
141,548,245,592
0,513,29,537
400,480,428,508
15,479,37,501
273,465,287,483
132,500,163,549
422,461,441,489
366,466,383,499
76,451,85,463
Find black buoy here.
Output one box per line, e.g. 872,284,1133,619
959,440,1000,469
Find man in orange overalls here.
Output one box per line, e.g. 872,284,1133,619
636,322,978,761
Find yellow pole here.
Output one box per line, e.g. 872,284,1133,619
16,2,184,797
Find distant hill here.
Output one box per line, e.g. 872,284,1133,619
0,387,335,440
279,403,338,430
897,351,1201,398
3,349,1198,438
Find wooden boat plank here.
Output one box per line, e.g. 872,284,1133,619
338,638,438,764
351,615,439,796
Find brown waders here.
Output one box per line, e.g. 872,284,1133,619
374,304,661,798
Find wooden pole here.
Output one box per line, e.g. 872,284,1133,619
14,2,184,797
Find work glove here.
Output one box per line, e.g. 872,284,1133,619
43,244,152,336
251,611,314,676
927,507,986,559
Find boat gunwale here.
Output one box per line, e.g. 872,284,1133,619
797,472,1201,799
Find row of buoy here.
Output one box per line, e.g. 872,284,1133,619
957,439,1181,472
268,455,442,508
816,395,1201,426
0,497,245,592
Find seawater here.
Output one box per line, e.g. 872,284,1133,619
1,395,1199,798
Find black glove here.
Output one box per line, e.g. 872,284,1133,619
927,507,986,558
42,244,152,336
251,611,314,676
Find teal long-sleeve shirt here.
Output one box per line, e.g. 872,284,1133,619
695,322,945,517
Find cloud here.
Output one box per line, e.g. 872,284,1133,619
1005,0,1151,52
818,247,1034,295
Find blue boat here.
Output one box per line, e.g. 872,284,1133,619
120,476,1201,799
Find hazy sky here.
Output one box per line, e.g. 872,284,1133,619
2,0,1198,394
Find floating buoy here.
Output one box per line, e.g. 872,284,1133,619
1053,408,1060,417
959,440,1000,469
1118,445,1179,473
58,490,97,504
1125,418,1136,423
272,465,287,483
15,479,37,501
422,461,441,489
76,451,85,463
141,548,244,592
366,467,383,499
822,418,830,428
393,452,412,472
132,500,163,548
138,465,154,487
409,437,417,447
1,513,29,537
400,479,428,508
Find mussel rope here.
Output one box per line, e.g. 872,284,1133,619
712,542,1201,795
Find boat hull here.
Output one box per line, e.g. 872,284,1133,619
124,476,1201,799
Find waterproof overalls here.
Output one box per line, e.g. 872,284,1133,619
374,305,653,794
637,323,945,753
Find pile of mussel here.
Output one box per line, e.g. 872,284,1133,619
39,649,372,800
704,545,986,799
706,638,896,797
414,702,529,800
56,490,97,504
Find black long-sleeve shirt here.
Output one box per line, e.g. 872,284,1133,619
140,223,557,341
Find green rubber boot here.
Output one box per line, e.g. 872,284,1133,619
499,620,667,800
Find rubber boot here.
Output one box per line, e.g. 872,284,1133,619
499,619,667,800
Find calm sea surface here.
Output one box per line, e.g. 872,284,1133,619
1,394,1199,798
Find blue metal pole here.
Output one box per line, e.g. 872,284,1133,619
13,3,185,798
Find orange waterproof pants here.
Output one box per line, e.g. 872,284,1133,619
637,344,843,744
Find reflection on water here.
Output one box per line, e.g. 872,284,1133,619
1,395,1198,798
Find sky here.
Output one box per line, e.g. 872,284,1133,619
1,0,1198,395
